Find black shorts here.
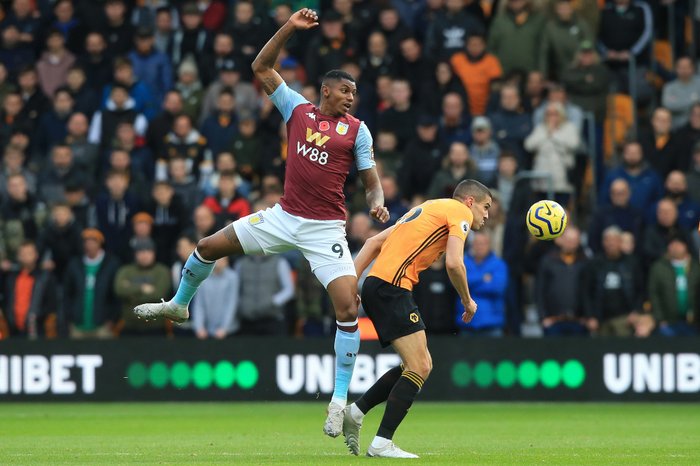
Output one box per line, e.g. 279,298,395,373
361,276,426,348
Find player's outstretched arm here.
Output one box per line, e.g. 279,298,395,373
359,168,389,223
445,235,477,323
252,8,318,95
354,225,396,277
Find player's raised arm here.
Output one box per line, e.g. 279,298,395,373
354,225,396,277
359,168,389,223
252,8,319,95
445,235,477,323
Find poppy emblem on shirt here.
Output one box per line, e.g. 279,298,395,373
319,121,330,132
336,121,349,135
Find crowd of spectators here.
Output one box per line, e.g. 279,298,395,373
0,0,699,340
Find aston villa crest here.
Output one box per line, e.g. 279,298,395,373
336,121,349,135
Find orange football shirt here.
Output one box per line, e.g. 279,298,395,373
369,199,473,291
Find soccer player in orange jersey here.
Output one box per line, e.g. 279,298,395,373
343,180,492,458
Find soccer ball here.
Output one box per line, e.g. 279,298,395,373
526,200,568,240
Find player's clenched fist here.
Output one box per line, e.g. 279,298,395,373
370,206,390,223
288,8,319,30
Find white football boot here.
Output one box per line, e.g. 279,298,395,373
323,401,345,438
133,299,189,323
367,441,419,459
342,405,362,455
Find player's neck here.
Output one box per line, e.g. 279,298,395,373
318,102,344,118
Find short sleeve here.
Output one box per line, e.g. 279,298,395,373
447,203,474,241
268,82,309,122
354,122,375,171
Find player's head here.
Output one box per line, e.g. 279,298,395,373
320,69,356,117
453,179,492,230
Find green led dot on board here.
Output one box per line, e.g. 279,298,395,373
495,361,517,388
562,360,586,388
518,360,539,389
126,362,148,389
539,360,561,388
473,361,494,388
149,361,169,389
214,361,236,389
235,361,259,389
170,361,192,389
192,361,214,389
451,362,471,388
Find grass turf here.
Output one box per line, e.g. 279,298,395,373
1,402,699,465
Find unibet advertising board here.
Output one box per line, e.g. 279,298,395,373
0,339,698,401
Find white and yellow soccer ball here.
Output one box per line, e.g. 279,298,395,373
526,200,568,240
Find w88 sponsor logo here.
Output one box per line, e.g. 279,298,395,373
296,141,329,165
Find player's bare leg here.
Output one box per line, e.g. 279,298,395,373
353,331,429,458
323,275,360,438
133,224,244,322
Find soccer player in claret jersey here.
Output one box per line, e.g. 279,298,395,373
343,180,491,458
134,8,389,437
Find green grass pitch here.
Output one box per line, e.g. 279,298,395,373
2,402,699,464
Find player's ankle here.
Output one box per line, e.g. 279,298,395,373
350,403,364,422
330,396,346,407
371,436,391,449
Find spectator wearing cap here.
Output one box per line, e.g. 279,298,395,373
488,0,545,75
648,236,700,336
538,0,593,82
304,9,356,86
36,28,76,99
89,84,149,152
224,0,272,70
469,116,501,186
37,201,83,278
170,2,211,69
62,228,121,339
451,33,502,117
95,170,140,263
101,0,135,57
128,26,173,105
424,0,485,60
561,39,610,123
279,57,303,93
662,57,700,130
200,88,239,156
146,181,189,264
114,236,171,336
175,57,205,122
200,57,259,124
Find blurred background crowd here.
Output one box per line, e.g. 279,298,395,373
0,0,699,340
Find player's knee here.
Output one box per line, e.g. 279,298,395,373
408,358,432,381
196,237,216,261
335,306,358,322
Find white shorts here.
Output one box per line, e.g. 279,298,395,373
232,203,355,288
